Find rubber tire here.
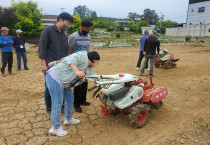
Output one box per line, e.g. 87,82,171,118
172,63,177,68
164,60,172,69
155,62,160,68
152,101,163,109
129,104,149,128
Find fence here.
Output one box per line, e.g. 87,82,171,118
166,24,210,37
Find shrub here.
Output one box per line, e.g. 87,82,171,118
116,33,121,38
185,36,191,42
209,29,210,32
107,26,114,32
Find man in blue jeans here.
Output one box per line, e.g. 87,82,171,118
38,12,74,119
13,29,29,71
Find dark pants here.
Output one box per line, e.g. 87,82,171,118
44,73,52,111
74,81,88,108
137,51,148,69
16,51,28,70
1,52,13,74
141,54,156,75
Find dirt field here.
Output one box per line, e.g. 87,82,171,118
0,42,209,145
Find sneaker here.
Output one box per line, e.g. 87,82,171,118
136,67,139,71
81,102,90,106
45,109,51,120
17,69,21,71
2,73,6,77
74,107,82,113
63,117,80,125
48,126,68,136
144,68,150,71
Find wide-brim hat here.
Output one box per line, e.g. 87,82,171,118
1,27,10,31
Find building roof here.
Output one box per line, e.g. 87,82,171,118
189,0,210,4
141,25,155,29
43,15,57,19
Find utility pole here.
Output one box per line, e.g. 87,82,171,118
60,8,65,12
160,11,162,33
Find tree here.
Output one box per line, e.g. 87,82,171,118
11,0,44,37
90,10,97,20
128,22,137,32
140,8,159,25
67,15,81,35
0,7,18,35
128,12,139,22
137,21,149,33
73,5,97,20
73,5,89,18
155,20,177,34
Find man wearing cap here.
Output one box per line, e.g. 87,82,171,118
0,27,14,77
13,29,29,71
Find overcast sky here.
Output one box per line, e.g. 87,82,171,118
1,0,189,23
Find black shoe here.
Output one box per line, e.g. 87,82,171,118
75,107,82,113
146,74,155,77
81,102,90,106
25,68,29,70
61,105,64,113
9,72,15,75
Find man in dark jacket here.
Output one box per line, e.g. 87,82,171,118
13,29,29,71
140,32,160,77
38,12,74,119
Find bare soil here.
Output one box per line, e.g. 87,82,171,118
0,42,209,145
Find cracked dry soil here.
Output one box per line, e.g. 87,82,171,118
0,42,209,145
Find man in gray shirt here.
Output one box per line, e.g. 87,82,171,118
68,19,93,113
38,12,74,118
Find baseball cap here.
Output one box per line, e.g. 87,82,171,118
16,29,23,33
1,27,10,31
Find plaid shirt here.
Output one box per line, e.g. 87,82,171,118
68,30,91,54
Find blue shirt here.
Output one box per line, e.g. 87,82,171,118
68,30,91,54
140,34,148,52
0,34,14,52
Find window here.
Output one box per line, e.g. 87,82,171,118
200,22,202,24
191,9,194,12
198,7,205,13
189,23,192,25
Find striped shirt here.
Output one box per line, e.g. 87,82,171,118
68,30,91,54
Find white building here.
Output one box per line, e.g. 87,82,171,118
41,15,57,26
141,25,156,34
186,0,210,26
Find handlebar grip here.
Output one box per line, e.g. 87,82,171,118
88,85,98,91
